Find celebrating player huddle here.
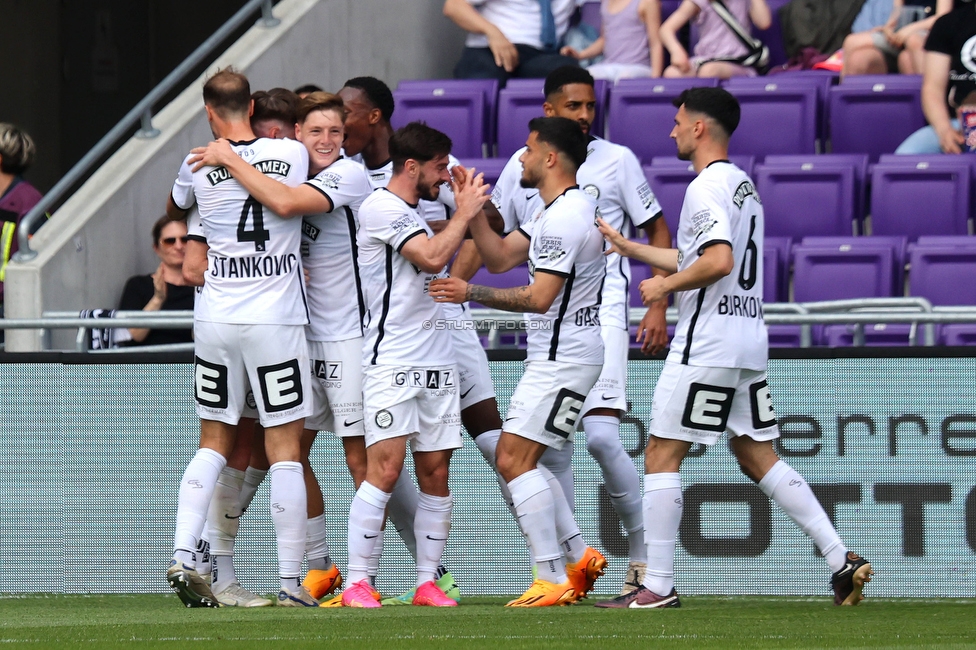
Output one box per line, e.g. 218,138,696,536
163,67,873,610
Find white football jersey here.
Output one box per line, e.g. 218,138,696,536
518,187,605,365
301,158,373,342
668,161,767,370
357,188,454,366
172,137,310,325
492,137,663,329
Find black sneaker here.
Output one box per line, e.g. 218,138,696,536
831,552,873,606
594,585,681,609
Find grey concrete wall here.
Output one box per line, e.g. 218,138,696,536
5,0,465,351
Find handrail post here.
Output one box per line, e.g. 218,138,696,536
135,108,160,139
259,0,280,27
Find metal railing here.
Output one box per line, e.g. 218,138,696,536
12,0,280,263
2,300,973,353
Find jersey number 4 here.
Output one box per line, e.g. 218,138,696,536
238,196,271,252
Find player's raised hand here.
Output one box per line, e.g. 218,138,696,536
189,139,237,172
429,277,469,304
597,217,633,257
639,275,669,306
451,164,489,221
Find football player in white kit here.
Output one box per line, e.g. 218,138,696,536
593,87,873,608
340,122,489,608
165,69,318,607
431,117,607,607
490,66,671,593
189,91,377,604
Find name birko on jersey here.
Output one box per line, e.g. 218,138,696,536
207,160,293,186
717,294,764,319
209,253,299,278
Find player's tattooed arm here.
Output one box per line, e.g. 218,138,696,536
465,284,540,313
430,271,563,314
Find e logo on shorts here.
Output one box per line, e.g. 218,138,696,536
545,388,586,439
257,359,304,413
749,380,777,429
375,409,393,429
195,357,228,409
681,382,734,432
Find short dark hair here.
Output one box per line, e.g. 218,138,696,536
251,89,298,127
151,213,185,246
293,83,323,96
202,68,251,119
296,91,346,124
342,76,395,123
673,87,741,138
389,122,452,173
0,123,36,175
528,116,587,171
544,65,594,101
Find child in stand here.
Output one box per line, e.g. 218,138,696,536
561,0,665,79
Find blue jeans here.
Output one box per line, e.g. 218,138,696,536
453,44,578,85
895,119,961,154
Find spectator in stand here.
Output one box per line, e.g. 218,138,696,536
660,0,771,79
842,0,953,78
561,0,665,79
896,0,976,154
117,214,193,346
0,123,43,318
444,0,579,83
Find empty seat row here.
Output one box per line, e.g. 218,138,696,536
393,74,925,161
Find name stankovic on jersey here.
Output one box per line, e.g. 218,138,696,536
208,251,299,279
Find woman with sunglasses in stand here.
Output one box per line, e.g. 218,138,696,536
118,213,194,346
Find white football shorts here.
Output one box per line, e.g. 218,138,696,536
580,325,629,415
306,337,365,437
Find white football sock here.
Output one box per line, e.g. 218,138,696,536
269,461,307,588
583,415,646,562
642,473,682,596
537,464,585,564
508,469,565,584
173,448,226,563
473,429,501,465
367,530,384,583
206,467,244,557
758,460,847,572
414,492,453,586
306,514,332,571
387,466,419,561
347,481,392,584
539,440,576,512
211,554,238,594
239,466,267,514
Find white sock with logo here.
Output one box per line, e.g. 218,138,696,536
206,466,245,592
582,415,646,562
173,448,227,565
306,514,332,571
508,469,565,584
537,464,585,564
239,466,267,513
347,481,392,584
414,492,453,586
269,461,307,589
540,440,576,512
758,460,847,572
387,466,419,560
642,473,682,596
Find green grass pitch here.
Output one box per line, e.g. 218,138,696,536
1,594,974,649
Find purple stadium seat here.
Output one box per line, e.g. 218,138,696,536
629,261,651,308
397,79,498,151
877,154,976,220
838,74,923,90
869,159,971,241
915,235,976,247
607,78,720,163
828,80,925,162
650,155,756,176
762,153,869,223
821,323,916,347
456,157,508,190
909,243,976,345
754,161,857,238
391,88,487,158
793,241,896,302
801,236,908,294
726,84,819,157
724,76,831,142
